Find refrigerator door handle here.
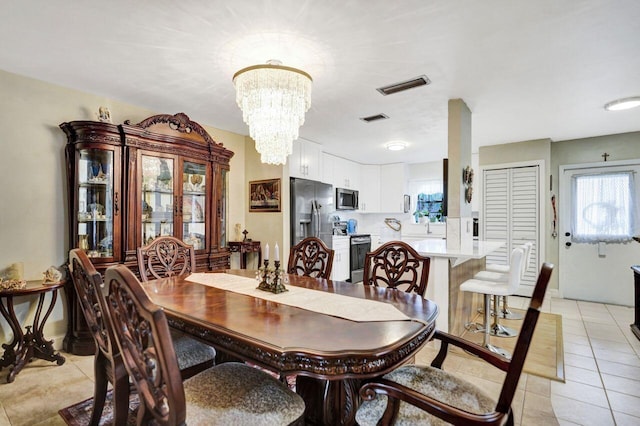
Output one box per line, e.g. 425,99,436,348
315,202,321,238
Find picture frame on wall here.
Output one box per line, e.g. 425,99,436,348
249,178,281,212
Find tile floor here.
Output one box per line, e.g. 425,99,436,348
1,296,639,425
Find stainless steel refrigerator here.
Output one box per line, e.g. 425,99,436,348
290,177,334,248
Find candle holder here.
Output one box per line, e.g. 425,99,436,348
256,259,288,294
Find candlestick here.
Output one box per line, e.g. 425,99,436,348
264,243,269,260
274,243,279,261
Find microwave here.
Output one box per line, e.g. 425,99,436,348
336,187,359,210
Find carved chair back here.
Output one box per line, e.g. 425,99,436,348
358,263,554,425
68,249,114,357
287,237,335,279
68,249,130,425
105,264,187,425
137,236,196,281
363,240,430,296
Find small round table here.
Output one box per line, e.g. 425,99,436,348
0,280,66,383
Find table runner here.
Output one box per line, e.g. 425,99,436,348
186,273,411,322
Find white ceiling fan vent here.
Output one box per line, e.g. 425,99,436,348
360,113,389,122
376,75,431,96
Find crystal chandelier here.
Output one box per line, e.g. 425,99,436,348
233,60,312,165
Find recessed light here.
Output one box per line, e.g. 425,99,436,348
604,97,640,111
385,141,407,151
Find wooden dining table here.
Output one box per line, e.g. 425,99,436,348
140,269,438,425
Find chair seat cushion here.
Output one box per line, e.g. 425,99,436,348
170,330,216,371
486,264,510,273
184,362,305,425
474,270,508,282
356,364,496,426
460,278,510,296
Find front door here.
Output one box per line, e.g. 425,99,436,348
559,161,640,305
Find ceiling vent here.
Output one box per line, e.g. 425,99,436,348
376,75,431,96
360,113,389,122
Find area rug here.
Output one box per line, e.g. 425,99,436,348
58,390,139,426
460,310,565,382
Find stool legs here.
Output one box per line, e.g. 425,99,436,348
481,294,511,359
500,296,524,320
489,295,519,338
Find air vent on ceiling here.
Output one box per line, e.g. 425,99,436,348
376,75,431,96
360,113,389,122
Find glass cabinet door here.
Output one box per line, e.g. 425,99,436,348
141,155,174,244
77,149,115,259
182,161,207,250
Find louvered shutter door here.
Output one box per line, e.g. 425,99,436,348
483,169,509,265
482,165,539,291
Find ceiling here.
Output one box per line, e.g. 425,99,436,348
3,1,640,165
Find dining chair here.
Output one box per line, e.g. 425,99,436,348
103,264,306,426
68,249,130,426
136,236,216,379
363,240,431,297
287,236,335,279
356,263,554,426
136,235,197,281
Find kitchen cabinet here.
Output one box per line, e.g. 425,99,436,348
324,153,360,190
331,236,350,281
379,163,408,213
289,138,324,182
359,165,380,212
61,112,234,354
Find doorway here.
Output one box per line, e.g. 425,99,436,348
559,160,640,305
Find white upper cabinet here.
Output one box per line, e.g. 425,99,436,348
323,153,360,190
289,139,323,182
379,163,408,213
359,164,380,213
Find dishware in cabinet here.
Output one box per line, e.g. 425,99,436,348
63,123,122,265
138,153,212,252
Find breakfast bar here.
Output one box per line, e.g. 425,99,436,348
409,239,504,335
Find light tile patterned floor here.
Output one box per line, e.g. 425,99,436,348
0,296,639,425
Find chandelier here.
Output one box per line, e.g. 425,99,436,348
233,60,312,165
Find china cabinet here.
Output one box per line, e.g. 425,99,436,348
61,113,234,354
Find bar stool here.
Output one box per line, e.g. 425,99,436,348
475,242,533,320
460,246,524,358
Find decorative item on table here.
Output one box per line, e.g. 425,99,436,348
0,262,26,291
256,243,288,294
234,223,242,241
42,266,63,284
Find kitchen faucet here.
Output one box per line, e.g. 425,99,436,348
426,220,432,234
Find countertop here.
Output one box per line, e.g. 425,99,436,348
409,239,504,260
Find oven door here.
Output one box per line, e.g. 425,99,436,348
349,237,371,283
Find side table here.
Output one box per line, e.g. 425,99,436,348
0,280,66,382
228,241,262,269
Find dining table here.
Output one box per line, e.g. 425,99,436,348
140,269,438,426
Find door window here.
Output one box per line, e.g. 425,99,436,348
571,171,636,243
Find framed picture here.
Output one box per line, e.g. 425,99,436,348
249,178,281,212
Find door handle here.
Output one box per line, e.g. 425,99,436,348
565,242,572,247
565,232,571,237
